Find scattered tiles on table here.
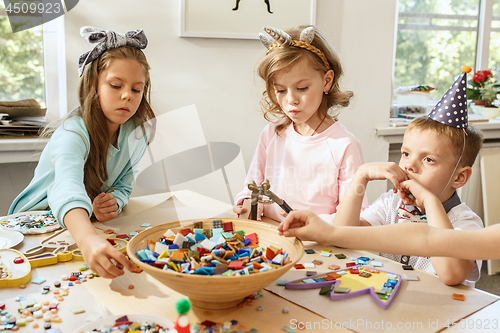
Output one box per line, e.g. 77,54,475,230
319,284,334,295
403,274,419,281
71,307,86,314
277,279,287,286
85,314,102,322
334,287,351,293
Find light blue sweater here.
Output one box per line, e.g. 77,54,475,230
9,116,149,228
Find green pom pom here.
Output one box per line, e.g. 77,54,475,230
175,298,191,315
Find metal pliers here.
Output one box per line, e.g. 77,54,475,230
247,179,293,220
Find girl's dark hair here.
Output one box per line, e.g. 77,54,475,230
78,45,155,200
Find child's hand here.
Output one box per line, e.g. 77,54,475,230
233,202,263,221
397,179,435,208
93,192,118,221
78,234,133,279
358,162,408,191
278,210,334,244
233,205,247,216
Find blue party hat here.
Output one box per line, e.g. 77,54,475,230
428,66,472,129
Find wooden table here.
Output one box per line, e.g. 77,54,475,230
3,190,499,333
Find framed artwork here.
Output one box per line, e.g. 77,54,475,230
179,0,317,39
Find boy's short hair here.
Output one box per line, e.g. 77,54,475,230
407,116,483,167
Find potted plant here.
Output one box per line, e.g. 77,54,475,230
480,79,498,107
467,70,499,104
467,70,500,118
478,79,500,119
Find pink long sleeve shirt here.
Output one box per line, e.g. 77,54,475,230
235,121,368,223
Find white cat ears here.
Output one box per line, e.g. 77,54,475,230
259,26,314,47
259,26,330,70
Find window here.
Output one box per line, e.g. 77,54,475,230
0,0,66,119
490,1,500,69
393,0,499,102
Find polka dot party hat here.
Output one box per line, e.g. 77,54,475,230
428,66,472,129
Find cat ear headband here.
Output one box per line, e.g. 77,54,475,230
259,26,331,70
78,26,148,77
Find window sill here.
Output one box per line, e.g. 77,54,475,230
0,136,49,164
377,119,500,144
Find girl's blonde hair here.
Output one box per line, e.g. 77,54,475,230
258,25,353,135
41,46,155,201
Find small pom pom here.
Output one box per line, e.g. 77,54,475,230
462,65,472,73
175,298,191,315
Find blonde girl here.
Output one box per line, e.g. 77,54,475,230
234,25,367,222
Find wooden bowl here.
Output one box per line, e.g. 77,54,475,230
127,218,304,309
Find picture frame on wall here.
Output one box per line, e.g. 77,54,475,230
179,0,317,39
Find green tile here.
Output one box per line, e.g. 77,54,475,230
319,284,334,295
334,287,351,293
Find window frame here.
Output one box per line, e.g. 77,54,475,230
392,0,497,105
42,16,67,119
476,0,493,70
0,2,67,119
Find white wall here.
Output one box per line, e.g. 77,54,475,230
64,0,396,203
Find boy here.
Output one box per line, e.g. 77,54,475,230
279,67,484,287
